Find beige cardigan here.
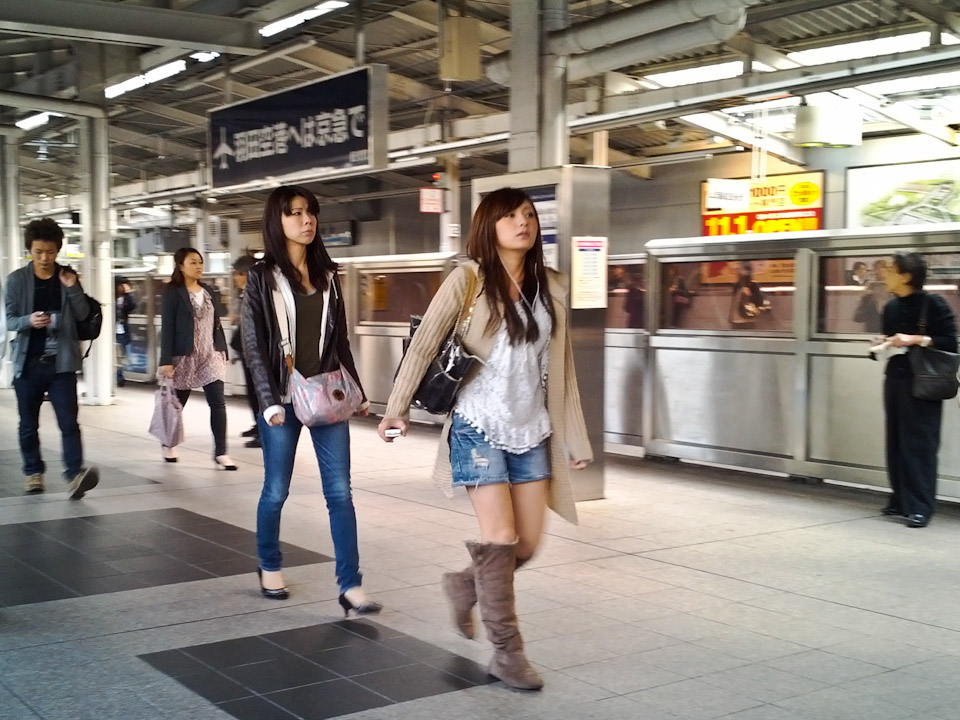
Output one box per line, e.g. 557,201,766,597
385,260,593,524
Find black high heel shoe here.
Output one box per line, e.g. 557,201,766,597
338,590,382,617
257,568,289,600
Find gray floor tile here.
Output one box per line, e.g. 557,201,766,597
632,643,750,679
698,664,827,703
774,686,915,720
763,650,888,684
627,678,764,719
561,653,687,695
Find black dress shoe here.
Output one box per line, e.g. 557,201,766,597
906,514,929,528
257,569,289,599
881,505,902,517
241,426,258,438
244,437,261,448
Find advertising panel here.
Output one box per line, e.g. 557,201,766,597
700,171,824,236
846,159,960,228
570,236,608,309
208,66,387,189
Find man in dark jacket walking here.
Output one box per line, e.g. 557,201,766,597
4,218,100,498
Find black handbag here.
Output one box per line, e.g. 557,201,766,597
405,268,482,415
909,294,960,401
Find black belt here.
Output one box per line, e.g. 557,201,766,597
30,355,56,365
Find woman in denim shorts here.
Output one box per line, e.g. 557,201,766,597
379,188,593,690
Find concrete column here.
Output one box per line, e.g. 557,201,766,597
509,0,542,172
80,116,114,405
439,155,461,253
0,134,21,388
541,0,569,167
590,130,609,166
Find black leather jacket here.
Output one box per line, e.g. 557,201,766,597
159,282,227,365
240,262,365,414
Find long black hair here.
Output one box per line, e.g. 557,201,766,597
261,185,337,292
169,247,202,286
466,187,556,345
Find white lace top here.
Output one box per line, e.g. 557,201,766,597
455,298,552,453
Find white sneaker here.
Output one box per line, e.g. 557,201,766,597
24,473,45,494
67,467,99,500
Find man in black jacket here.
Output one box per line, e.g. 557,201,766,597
231,255,260,447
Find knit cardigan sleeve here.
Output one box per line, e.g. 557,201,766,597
384,265,472,420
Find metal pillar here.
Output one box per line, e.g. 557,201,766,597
508,0,542,172
541,0,569,167
0,134,21,388
439,155,461,253
80,116,114,405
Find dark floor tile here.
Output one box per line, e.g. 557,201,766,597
140,650,211,678
185,636,294,670
106,554,188,574
281,548,333,565
266,679,391,720
48,561,126,582
176,671,253,704
263,624,369,656
355,663,474,703
197,557,258,578
334,619,404,642
381,637,492,684
308,643,415,677
381,635,461,664
128,566,217,586
0,583,79,606
217,696,299,720
223,656,338,694
66,574,151,595
95,544,157,562
173,544,247,565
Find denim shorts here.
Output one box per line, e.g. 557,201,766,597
449,413,551,488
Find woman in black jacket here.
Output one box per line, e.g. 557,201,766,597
158,247,234,469
240,185,380,615
879,252,957,528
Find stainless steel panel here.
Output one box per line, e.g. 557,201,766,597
356,334,405,408
808,354,886,470
652,348,793,457
604,340,644,442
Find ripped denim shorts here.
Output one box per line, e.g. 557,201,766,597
449,413,551,488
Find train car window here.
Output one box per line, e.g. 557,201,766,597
659,259,795,333
818,253,960,334
358,270,445,324
607,263,646,329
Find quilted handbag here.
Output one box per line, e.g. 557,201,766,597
909,294,960,402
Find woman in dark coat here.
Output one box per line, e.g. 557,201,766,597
879,252,957,528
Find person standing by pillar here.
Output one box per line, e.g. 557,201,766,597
4,218,100,498
115,276,135,387
230,254,261,448
878,252,957,528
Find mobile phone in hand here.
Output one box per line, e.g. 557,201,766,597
384,428,402,439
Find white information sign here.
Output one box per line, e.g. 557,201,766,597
705,178,751,212
570,236,608,309
419,187,444,213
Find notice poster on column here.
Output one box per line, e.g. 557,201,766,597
527,185,559,270
846,159,960,228
571,236,608,309
126,322,149,375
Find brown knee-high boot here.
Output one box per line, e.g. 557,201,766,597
467,540,543,690
442,554,530,640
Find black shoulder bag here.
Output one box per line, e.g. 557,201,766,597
401,268,482,416
908,294,960,401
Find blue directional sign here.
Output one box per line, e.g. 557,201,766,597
207,65,387,189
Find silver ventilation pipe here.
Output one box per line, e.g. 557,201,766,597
567,10,746,82
485,0,758,84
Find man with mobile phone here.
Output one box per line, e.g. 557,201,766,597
4,218,100,498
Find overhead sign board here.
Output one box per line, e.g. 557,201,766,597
208,65,388,190
700,171,824,236
705,178,750,212
847,159,960,228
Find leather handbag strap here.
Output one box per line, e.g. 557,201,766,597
918,293,930,336
453,267,478,338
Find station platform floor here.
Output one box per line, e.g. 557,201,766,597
1,384,960,720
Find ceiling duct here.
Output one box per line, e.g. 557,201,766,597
485,0,759,85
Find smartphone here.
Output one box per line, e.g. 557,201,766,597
384,428,403,439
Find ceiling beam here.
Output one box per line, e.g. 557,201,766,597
201,76,267,100
726,35,957,145
746,0,850,25
0,0,263,55
677,112,805,164
110,125,203,161
133,101,206,127
898,0,960,35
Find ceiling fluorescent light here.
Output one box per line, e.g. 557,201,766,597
105,60,187,99
260,1,348,37
190,51,220,63
15,112,63,131
787,31,931,66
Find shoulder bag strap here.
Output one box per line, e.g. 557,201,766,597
317,276,333,363
454,267,479,337
918,292,930,336
272,284,294,375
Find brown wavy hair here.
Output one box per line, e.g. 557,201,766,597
466,187,556,345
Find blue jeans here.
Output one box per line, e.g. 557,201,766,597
13,359,83,479
256,405,361,593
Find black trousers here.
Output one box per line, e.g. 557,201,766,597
176,380,227,457
884,374,943,518
241,360,260,430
